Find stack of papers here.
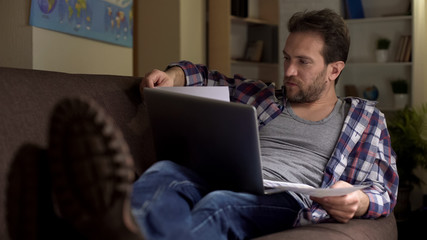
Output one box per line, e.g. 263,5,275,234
263,179,370,197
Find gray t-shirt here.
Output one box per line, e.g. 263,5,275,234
260,98,350,207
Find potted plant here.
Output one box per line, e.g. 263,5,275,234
376,38,391,62
388,104,427,220
390,79,409,109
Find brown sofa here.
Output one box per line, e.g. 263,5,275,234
0,67,397,239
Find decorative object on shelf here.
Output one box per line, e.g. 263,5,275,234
244,40,264,62
388,103,427,221
247,24,278,63
362,85,379,101
376,38,391,62
391,79,409,110
393,94,409,110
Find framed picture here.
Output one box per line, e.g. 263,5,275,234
30,0,133,48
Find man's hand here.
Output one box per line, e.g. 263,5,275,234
140,67,185,93
310,181,369,223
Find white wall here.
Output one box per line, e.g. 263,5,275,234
180,0,207,65
134,0,206,77
410,0,427,210
32,27,133,76
0,1,133,76
0,1,33,69
412,0,427,106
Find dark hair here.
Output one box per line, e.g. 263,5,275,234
288,9,350,84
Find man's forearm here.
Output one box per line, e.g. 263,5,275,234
166,66,186,86
355,190,370,217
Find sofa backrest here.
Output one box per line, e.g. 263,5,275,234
0,67,156,240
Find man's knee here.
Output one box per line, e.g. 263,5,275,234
193,190,253,212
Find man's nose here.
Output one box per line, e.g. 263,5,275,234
284,62,297,77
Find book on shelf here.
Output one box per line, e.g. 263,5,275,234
231,0,248,18
403,36,412,62
343,0,365,19
395,35,412,62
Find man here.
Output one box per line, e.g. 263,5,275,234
8,9,398,240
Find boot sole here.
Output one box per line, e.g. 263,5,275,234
48,97,139,239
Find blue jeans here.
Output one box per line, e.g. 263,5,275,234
131,160,302,240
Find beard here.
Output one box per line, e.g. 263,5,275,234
284,67,327,103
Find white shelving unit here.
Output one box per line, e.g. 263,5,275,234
208,0,280,87
339,13,413,111
277,0,414,111
230,16,279,85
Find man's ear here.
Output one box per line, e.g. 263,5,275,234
328,61,345,82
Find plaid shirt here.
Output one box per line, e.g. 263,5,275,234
169,61,399,225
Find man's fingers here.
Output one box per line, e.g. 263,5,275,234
311,193,359,223
141,69,165,90
326,208,355,223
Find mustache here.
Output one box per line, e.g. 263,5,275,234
284,77,302,86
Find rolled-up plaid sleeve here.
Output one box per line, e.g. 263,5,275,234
361,124,399,219
166,61,283,126
298,99,399,225
167,60,244,87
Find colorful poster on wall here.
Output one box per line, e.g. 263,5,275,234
30,0,133,48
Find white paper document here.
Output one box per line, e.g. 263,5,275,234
157,86,230,102
263,179,370,197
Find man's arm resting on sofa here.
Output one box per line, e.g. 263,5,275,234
140,66,185,90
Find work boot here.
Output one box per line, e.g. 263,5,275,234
48,97,143,239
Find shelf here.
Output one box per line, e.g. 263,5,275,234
346,62,412,67
230,16,277,26
345,15,412,24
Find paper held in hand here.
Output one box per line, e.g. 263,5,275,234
157,86,230,102
263,179,370,197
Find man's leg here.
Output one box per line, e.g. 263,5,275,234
190,190,302,239
8,96,301,240
131,160,209,240
130,161,301,240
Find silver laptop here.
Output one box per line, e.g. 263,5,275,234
144,87,265,195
